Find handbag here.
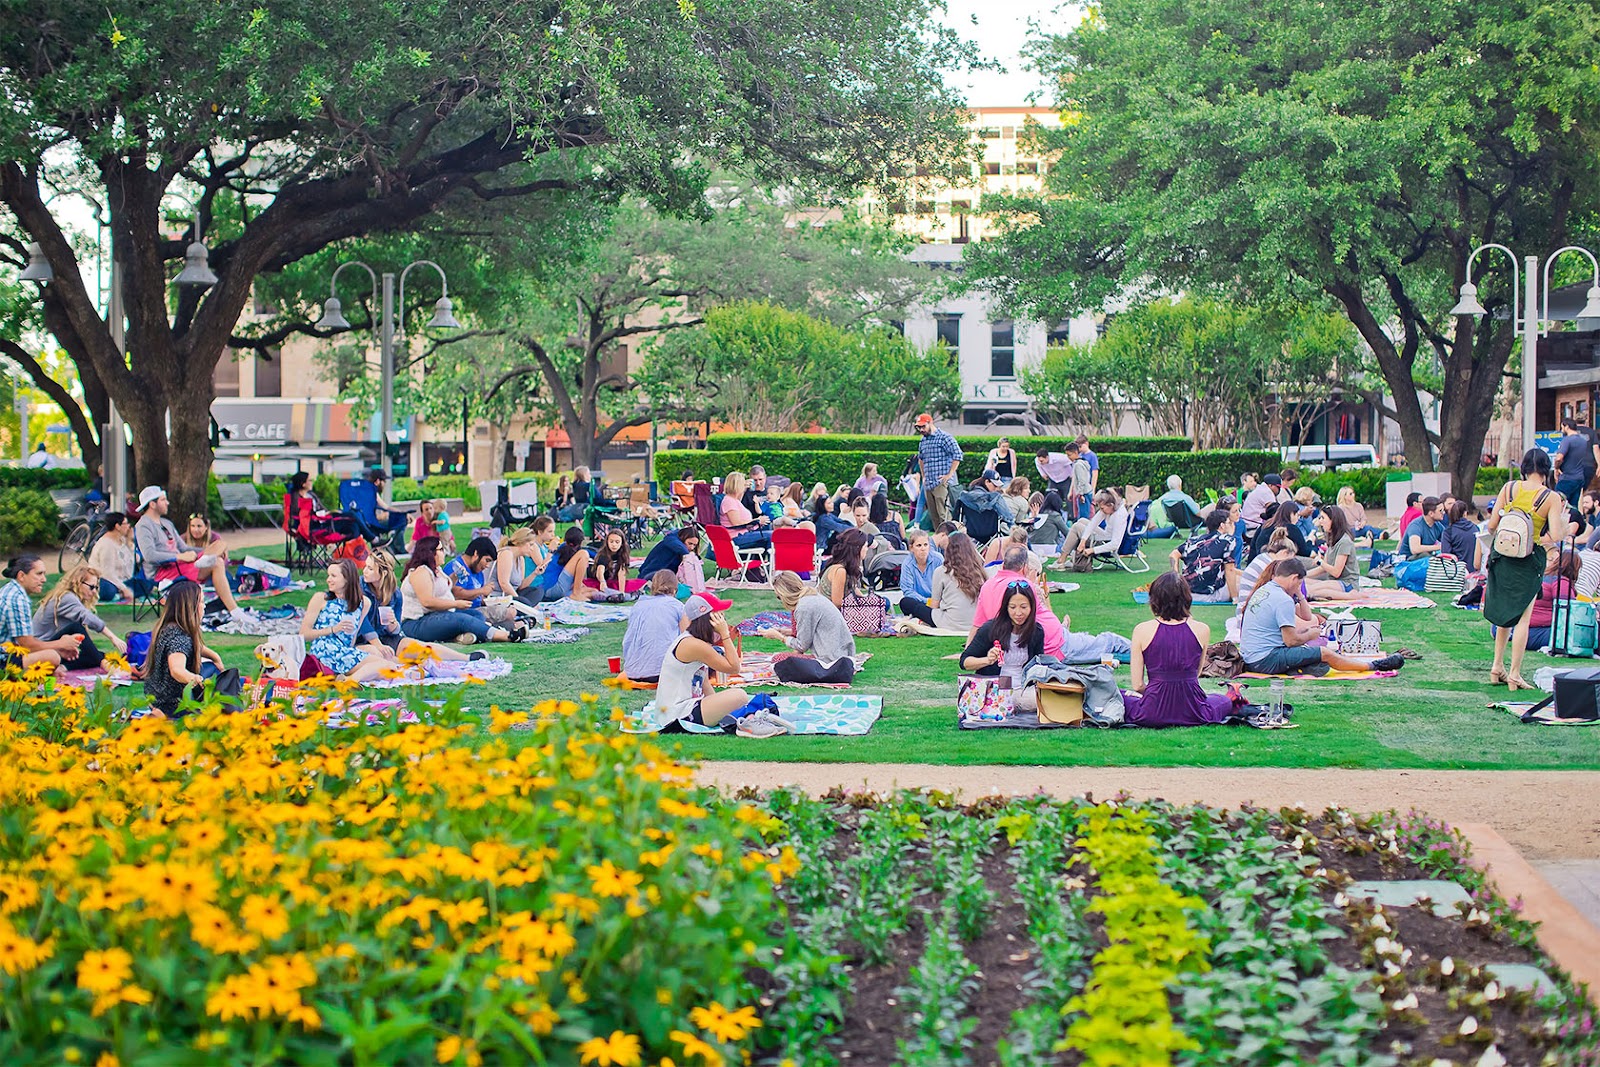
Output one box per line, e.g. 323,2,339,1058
1036,681,1085,725
840,589,891,635
957,674,1014,724
1424,554,1467,594
1325,618,1382,656
1199,640,1244,678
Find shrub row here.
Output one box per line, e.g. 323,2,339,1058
1293,466,1522,507
0,488,61,551
704,432,1193,454
655,448,1281,499
0,467,91,491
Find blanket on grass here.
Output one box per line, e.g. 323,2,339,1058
59,668,134,688
540,598,632,625
364,658,514,688
736,610,792,636
626,693,882,735
1491,701,1600,726
1319,589,1436,609
207,607,304,636
1237,668,1399,680
734,650,873,688
894,618,970,637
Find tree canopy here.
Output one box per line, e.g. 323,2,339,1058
0,0,976,512
966,0,1600,491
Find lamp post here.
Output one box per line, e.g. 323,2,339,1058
1451,245,1600,468
316,261,459,478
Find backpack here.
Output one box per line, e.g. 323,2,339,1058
333,536,370,566
1492,483,1549,559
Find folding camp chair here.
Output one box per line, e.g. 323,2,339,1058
1165,497,1205,533
691,482,718,528
129,546,165,623
1095,500,1152,573
283,494,357,572
770,526,819,579
704,525,769,585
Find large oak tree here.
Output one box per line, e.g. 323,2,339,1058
966,0,1600,492
0,0,974,514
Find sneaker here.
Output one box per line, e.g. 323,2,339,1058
458,633,478,646
735,709,794,738
509,624,528,642
1371,654,1405,671
468,651,487,661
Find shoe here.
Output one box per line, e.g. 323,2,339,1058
1306,662,1331,677
509,624,528,642
1395,647,1422,660
735,709,794,738
468,651,487,661
458,633,478,646
1371,654,1405,671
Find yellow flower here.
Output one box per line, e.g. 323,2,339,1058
578,1031,643,1067
523,1002,560,1035
0,926,53,976
436,1035,482,1065
91,983,153,1017
586,860,643,898
76,947,134,994
671,1029,723,1066
689,1003,761,1043
240,894,290,941
96,1053,120,1067
0,678,31,701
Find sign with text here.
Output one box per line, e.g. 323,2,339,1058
965,381,1029,402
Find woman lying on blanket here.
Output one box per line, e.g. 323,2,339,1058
401,537,515,645
359,550,473,664
1302,506,1363,601
960,581,1045,713
764,572,859,684
301,560,389,683
657,595,751,729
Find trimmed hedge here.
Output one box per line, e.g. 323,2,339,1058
704,432,1193,454
0,488,61,551
656,448,1280,500
0,467,91,490
1296,466,1521,506
391,475,482,511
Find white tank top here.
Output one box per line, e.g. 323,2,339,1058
655,632,707,723
401,566,452,621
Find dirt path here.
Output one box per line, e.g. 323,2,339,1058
695,763,1600,860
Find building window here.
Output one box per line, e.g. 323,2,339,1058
214,350,241,398
991,320,1015,379
1017,161,1040,175
978,127,1001,139
983,162,1001,176
1001,126,1015,138
1046,321,1073,347
255,350,282,398
914,199,935,215
935,313,961,351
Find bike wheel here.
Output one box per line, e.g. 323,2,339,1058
59,522,92,572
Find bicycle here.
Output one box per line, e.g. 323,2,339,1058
58,499,109,573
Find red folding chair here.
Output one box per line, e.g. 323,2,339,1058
692,482,718,528
771,526,818,579
703,525,769,585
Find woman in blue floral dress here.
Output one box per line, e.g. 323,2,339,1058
300,560,386,682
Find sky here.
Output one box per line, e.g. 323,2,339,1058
937,0,1085,108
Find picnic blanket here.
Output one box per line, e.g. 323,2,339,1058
736,610,793,636
1319,588,1436,609
521,626,587,644
1238,668,1399,680
626,694,882,735
319,698,439,729
364,657,514,689
735,650,873,688
237,581,312,601
540,598,632,625
59,668,135,688
1491,701,1600,726
207,607,304,636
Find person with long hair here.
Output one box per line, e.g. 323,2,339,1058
1440,498,1484,570
301,560,388,682
868,492,904,546
401,536,513,644
0,555,78,669
1303,506,1362,599
33,563,127,670
822,528,890,635
925,530,986,632
541,526,595,602
638,525,698,583
1337,485,1380,543
1248,499,1309,560
781,482,806,521
1123,572,1237,726
1001,476,1032,523
1234,529,1297,606
1487,448,1570,689
961,580,1046,711
591,529,634,595
1030,491,1072,552
185,512,230,565
488,525,545,604
655,594,753,729
677,528,706,593
142,580,223,718
764,571,859,683
358,550,470,663
88,512,141,601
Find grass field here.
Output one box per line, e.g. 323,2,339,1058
86,541,1600,771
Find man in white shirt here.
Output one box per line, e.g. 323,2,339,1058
1241,473,1283,536
1057,489,1129,564
1035,448,1072,495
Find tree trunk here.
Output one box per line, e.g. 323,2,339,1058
166,392,216,521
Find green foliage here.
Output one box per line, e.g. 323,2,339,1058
204,473,225,529
1296,467,1516,506
0,487,61,550
312,474,342,511
656,448,1278,497
704,432,1191,453
0,467,92,490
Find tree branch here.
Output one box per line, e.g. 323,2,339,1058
0,339,100,464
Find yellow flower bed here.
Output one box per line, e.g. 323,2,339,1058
0,670,780,1066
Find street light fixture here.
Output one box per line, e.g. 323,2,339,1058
18,242,52,284
1450,243,1600,468
319,259,458,478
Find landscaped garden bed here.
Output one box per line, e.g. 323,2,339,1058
0,669,1595,1066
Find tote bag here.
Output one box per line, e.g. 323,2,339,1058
1424,554,1467,594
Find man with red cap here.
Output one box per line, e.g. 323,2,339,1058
914,413,963,529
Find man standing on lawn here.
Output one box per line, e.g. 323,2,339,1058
1553,415,1598,507
915,413,962,529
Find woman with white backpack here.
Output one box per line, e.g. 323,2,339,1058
1485,448,1570,690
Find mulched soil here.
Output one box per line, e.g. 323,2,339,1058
790,802,1575,1067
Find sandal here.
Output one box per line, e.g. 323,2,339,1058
1394,647,1422,660
1489,668,1507,684
1507,675,1537,692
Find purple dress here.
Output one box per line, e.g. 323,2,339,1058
1122,621,1236,727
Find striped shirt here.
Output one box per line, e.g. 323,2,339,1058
0,581,34,645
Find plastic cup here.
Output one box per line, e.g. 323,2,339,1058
608,655,622,674
378,606,396,628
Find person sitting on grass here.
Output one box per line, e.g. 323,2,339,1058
185,513,230,566
412,499,446,552
445,536,499,610
301,560,389,683
1248,499,1310,561
1239,558,1405,676
1123,571,1238,727
1439,498,1484,571
1029,491,1072,553
1303,505,1363,599
88,512,144,602
1170,507,1238,604
141,580,225,719
970,544,1067,658
487,525,546,606
358,549,475,664
134,486,253,623
620,570,689,683
1000,477,1033,524
0,556,80,670
984,524,1033,565
655,594,752,730
1235,530,1298,606
678,529,707,593
822,529,890,635
590,529,634,596
638,525,696,582
32,563,128,671
541,527,595,602
401,536,515,645
1518,548,1581,653
1337,486,1380,544
961,580,1046,714
764,571,859,684
897,529,945,622
1056,489,1129,565
920,530,987,633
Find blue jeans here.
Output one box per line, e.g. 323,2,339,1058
913,488,927,529
1556,476,1586,508
734,528,771,550
402,610,492,643
1233,520,1248,565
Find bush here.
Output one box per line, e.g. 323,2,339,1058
391,475,483,511
655,448,1279,500
204,473,226,529
1297,466,1518,506
0,487,61,550
706,432,1193,454
0,467,92,491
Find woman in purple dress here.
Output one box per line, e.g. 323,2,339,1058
1123,571,1238,727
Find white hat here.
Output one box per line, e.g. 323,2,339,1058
137,485,166,510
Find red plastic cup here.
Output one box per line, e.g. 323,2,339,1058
607,656,622,674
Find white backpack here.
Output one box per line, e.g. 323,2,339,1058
1491,484,1549,559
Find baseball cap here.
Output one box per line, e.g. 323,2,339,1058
983,468,1000,482
914,413,934,427
684,592,734,620
1263,474,1282,485
137,485,166,510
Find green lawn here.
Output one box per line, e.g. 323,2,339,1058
91,543,1600,770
